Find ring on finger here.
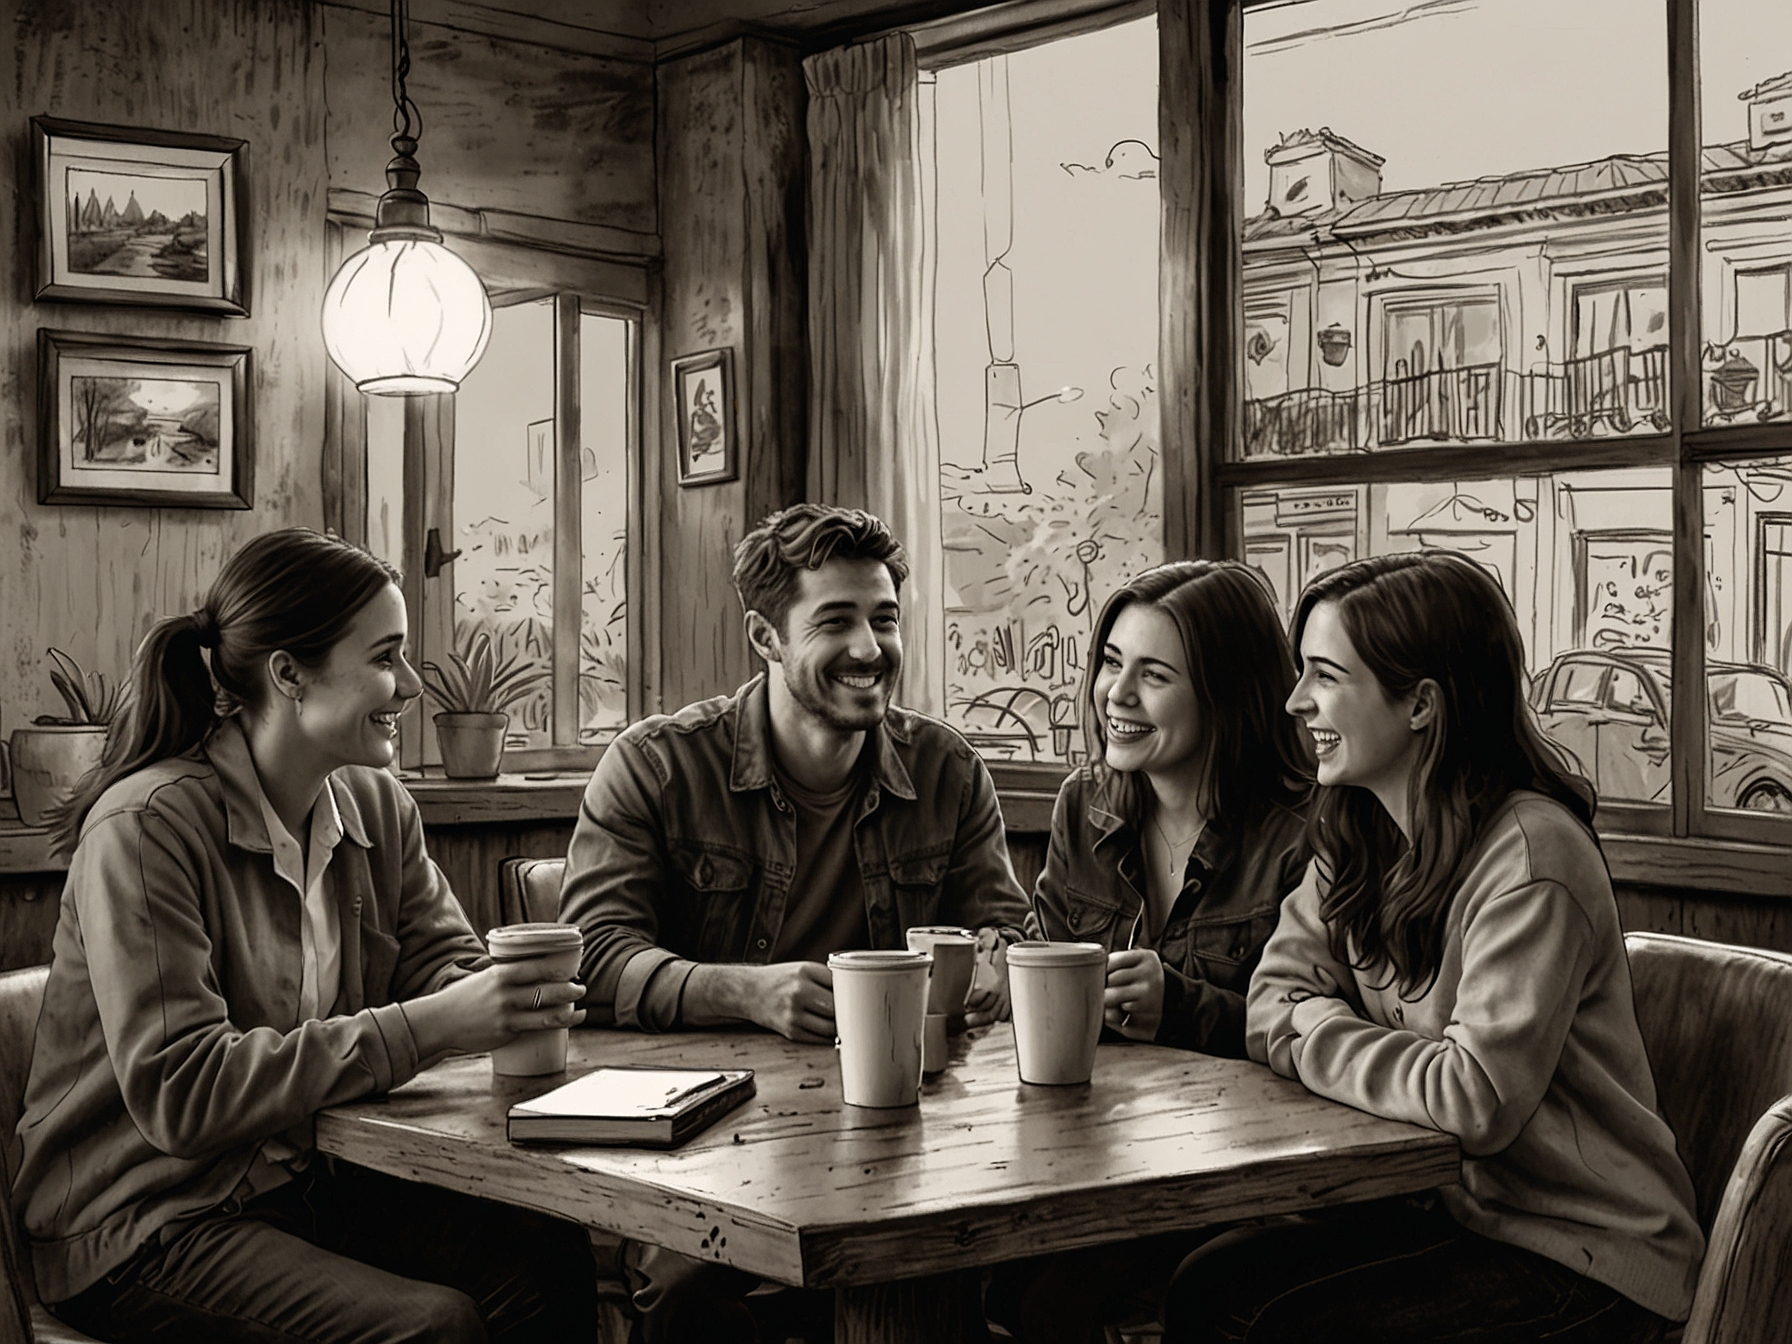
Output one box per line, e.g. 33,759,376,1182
531,987,543,1011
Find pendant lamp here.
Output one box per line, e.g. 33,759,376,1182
321,0,491,395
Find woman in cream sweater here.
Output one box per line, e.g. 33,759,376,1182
1163,551,1702,1343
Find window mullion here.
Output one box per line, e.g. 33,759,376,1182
1668,0,1705,838
553,293,583,748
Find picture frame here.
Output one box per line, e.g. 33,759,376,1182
673,348,738,486
33,116,249,316
37,329,254,509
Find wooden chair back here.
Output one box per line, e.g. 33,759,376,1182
498,856,567,927
0,964,108,1344
1626,932,1792,1344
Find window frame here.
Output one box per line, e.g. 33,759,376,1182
322,223,655,777
900,0,1792,883
1209,0,1792,856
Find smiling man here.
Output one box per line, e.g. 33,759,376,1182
560,504,1030,1342
561,503,1029,1040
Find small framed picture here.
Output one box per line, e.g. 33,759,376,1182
33,116,248,316
673,348,738,486
37,329,254,509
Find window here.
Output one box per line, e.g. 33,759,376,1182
350,257,646,774
1217,0,1792,851
923,16,1162,766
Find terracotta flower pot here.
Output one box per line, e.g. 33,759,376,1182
433,712,509,779
10,725,109,827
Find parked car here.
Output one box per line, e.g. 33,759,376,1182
1531,647,1792,812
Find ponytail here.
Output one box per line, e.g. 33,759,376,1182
46,527,399,860
48,610,221,858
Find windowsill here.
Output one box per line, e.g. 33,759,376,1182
1,776,1787,897
400,769,592,827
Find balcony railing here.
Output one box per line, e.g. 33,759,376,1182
1380,362,1502,446
1241,346,1676,456
1243,386,1364,456
1520,345,1670,439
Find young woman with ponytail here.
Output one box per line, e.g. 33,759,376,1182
1164,551,1703,1343
19,528,597,1343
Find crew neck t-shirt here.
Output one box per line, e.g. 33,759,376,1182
769,761,872,962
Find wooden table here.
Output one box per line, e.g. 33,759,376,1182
316,1024,1458,1342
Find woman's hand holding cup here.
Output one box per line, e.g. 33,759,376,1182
1104,948,1164,1041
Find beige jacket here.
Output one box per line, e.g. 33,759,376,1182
13,721,486,1303
1247,791,1704,1321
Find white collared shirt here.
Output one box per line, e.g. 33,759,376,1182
254,781,344,1022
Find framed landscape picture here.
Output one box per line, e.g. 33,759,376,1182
37,330,254,508
673,347,738,486
33,116,248,315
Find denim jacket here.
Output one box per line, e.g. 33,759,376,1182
561,675,1032,1029
1028,765,1310,1057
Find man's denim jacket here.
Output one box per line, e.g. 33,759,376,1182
1027,765,1310,1058
561,675,1032,1029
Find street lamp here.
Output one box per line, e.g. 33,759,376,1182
977,384,1083,495
993,386,1086,415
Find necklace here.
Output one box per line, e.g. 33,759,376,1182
1150,812,1206,878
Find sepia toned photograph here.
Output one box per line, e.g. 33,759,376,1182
6,2,1792,1343
32,116,248,314
36,329,252,507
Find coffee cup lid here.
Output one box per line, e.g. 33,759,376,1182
827,949,931,971
905,925,975,944
486,923,583,957
1006,941,1106,968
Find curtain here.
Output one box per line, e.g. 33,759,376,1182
805,33,945,716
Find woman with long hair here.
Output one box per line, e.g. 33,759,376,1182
988,560,1314,1344
1163,551,1702,1342
19,528,597,1343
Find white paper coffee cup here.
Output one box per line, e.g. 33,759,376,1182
1007,941,1106,1085
828,950,930,1107
922,1012,949,1074
486,923,584,1077
905,926,978,1016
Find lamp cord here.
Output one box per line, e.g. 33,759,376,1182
389,0,422,149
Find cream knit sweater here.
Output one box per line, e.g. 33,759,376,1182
1246,791,1704,1321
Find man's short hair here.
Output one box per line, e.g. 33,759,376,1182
731,505,910,635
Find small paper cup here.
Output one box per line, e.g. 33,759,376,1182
1007,941,1106,1086
905,926,978,1017
828,950,930,1107
922,1012,950,1074
486,923,584,1077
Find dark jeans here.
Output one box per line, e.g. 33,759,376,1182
621,1240,834,1344
1162,1197,1674,1344
50,1160,598,1344
985,1230,1212,1344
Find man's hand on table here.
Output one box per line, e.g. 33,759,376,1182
685,961,837,1044
963,933,1011,1028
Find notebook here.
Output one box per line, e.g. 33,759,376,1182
506,1066,756,1147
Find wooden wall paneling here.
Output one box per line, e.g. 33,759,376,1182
656,38,808,710
1006,830,1047,902
0,0,327,728
1614,886,1687,939
422,822,579,941
0,879,61,973
1158,0,1242,561
320,4,657,235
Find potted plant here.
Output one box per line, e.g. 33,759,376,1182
11,648,124,827
421,632,549,779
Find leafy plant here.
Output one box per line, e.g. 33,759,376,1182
421,630,549,715
34,647,124,726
